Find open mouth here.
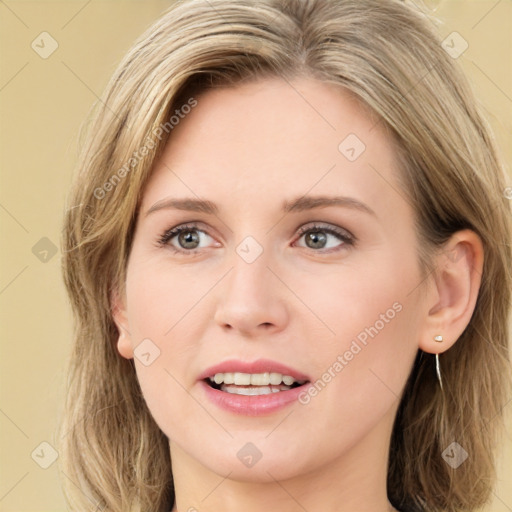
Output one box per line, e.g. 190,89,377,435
204,372,309,396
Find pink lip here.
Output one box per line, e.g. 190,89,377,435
197,358,312,416
197,358,311,382
199,380,311,416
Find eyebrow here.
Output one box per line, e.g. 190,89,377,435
144,195,377,217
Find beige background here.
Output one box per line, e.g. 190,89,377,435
0,1,511,510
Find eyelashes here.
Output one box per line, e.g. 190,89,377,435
156,221,356,255
295,223,355,252
157,223,216,254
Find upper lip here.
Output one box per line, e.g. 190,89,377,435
198,358,311,382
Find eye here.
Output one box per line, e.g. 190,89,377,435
157,223,216,254
157,221,355,255
294,223,354,252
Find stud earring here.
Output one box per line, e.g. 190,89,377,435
433,335,443,391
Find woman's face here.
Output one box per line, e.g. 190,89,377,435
114,77,430,481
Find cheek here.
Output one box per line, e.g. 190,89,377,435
291,275,419,470
125,260,204,340
123,262,214,434
293,248,420,404
293,248,415,345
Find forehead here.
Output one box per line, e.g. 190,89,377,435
141,77,405,221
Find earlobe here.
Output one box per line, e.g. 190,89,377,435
116,330,134,359
110,288,134,360
418,229,484,354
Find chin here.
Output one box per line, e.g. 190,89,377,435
211,459,307,484
201,441,314,482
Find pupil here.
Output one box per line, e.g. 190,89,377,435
307,231,326,249
179,230,199,249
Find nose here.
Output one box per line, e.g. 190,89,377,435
213,247,289,336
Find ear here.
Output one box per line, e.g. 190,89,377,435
111,286,134,359
418,229,484,354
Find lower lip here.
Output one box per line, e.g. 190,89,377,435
199,380,310,416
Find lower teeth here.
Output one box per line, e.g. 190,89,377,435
220,384,292,395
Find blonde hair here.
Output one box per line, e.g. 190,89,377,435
58,0,512,510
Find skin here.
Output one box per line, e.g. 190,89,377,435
112,77,484,512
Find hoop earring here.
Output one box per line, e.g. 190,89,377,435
433,335,443,391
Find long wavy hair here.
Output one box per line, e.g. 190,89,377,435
57,0,512,510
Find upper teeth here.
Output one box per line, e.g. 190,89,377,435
209,372,305,386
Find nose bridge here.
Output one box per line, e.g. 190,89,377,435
227,236,273,302
214,234,288,333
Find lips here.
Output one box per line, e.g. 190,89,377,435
197,358,311,402
198,358,313,415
